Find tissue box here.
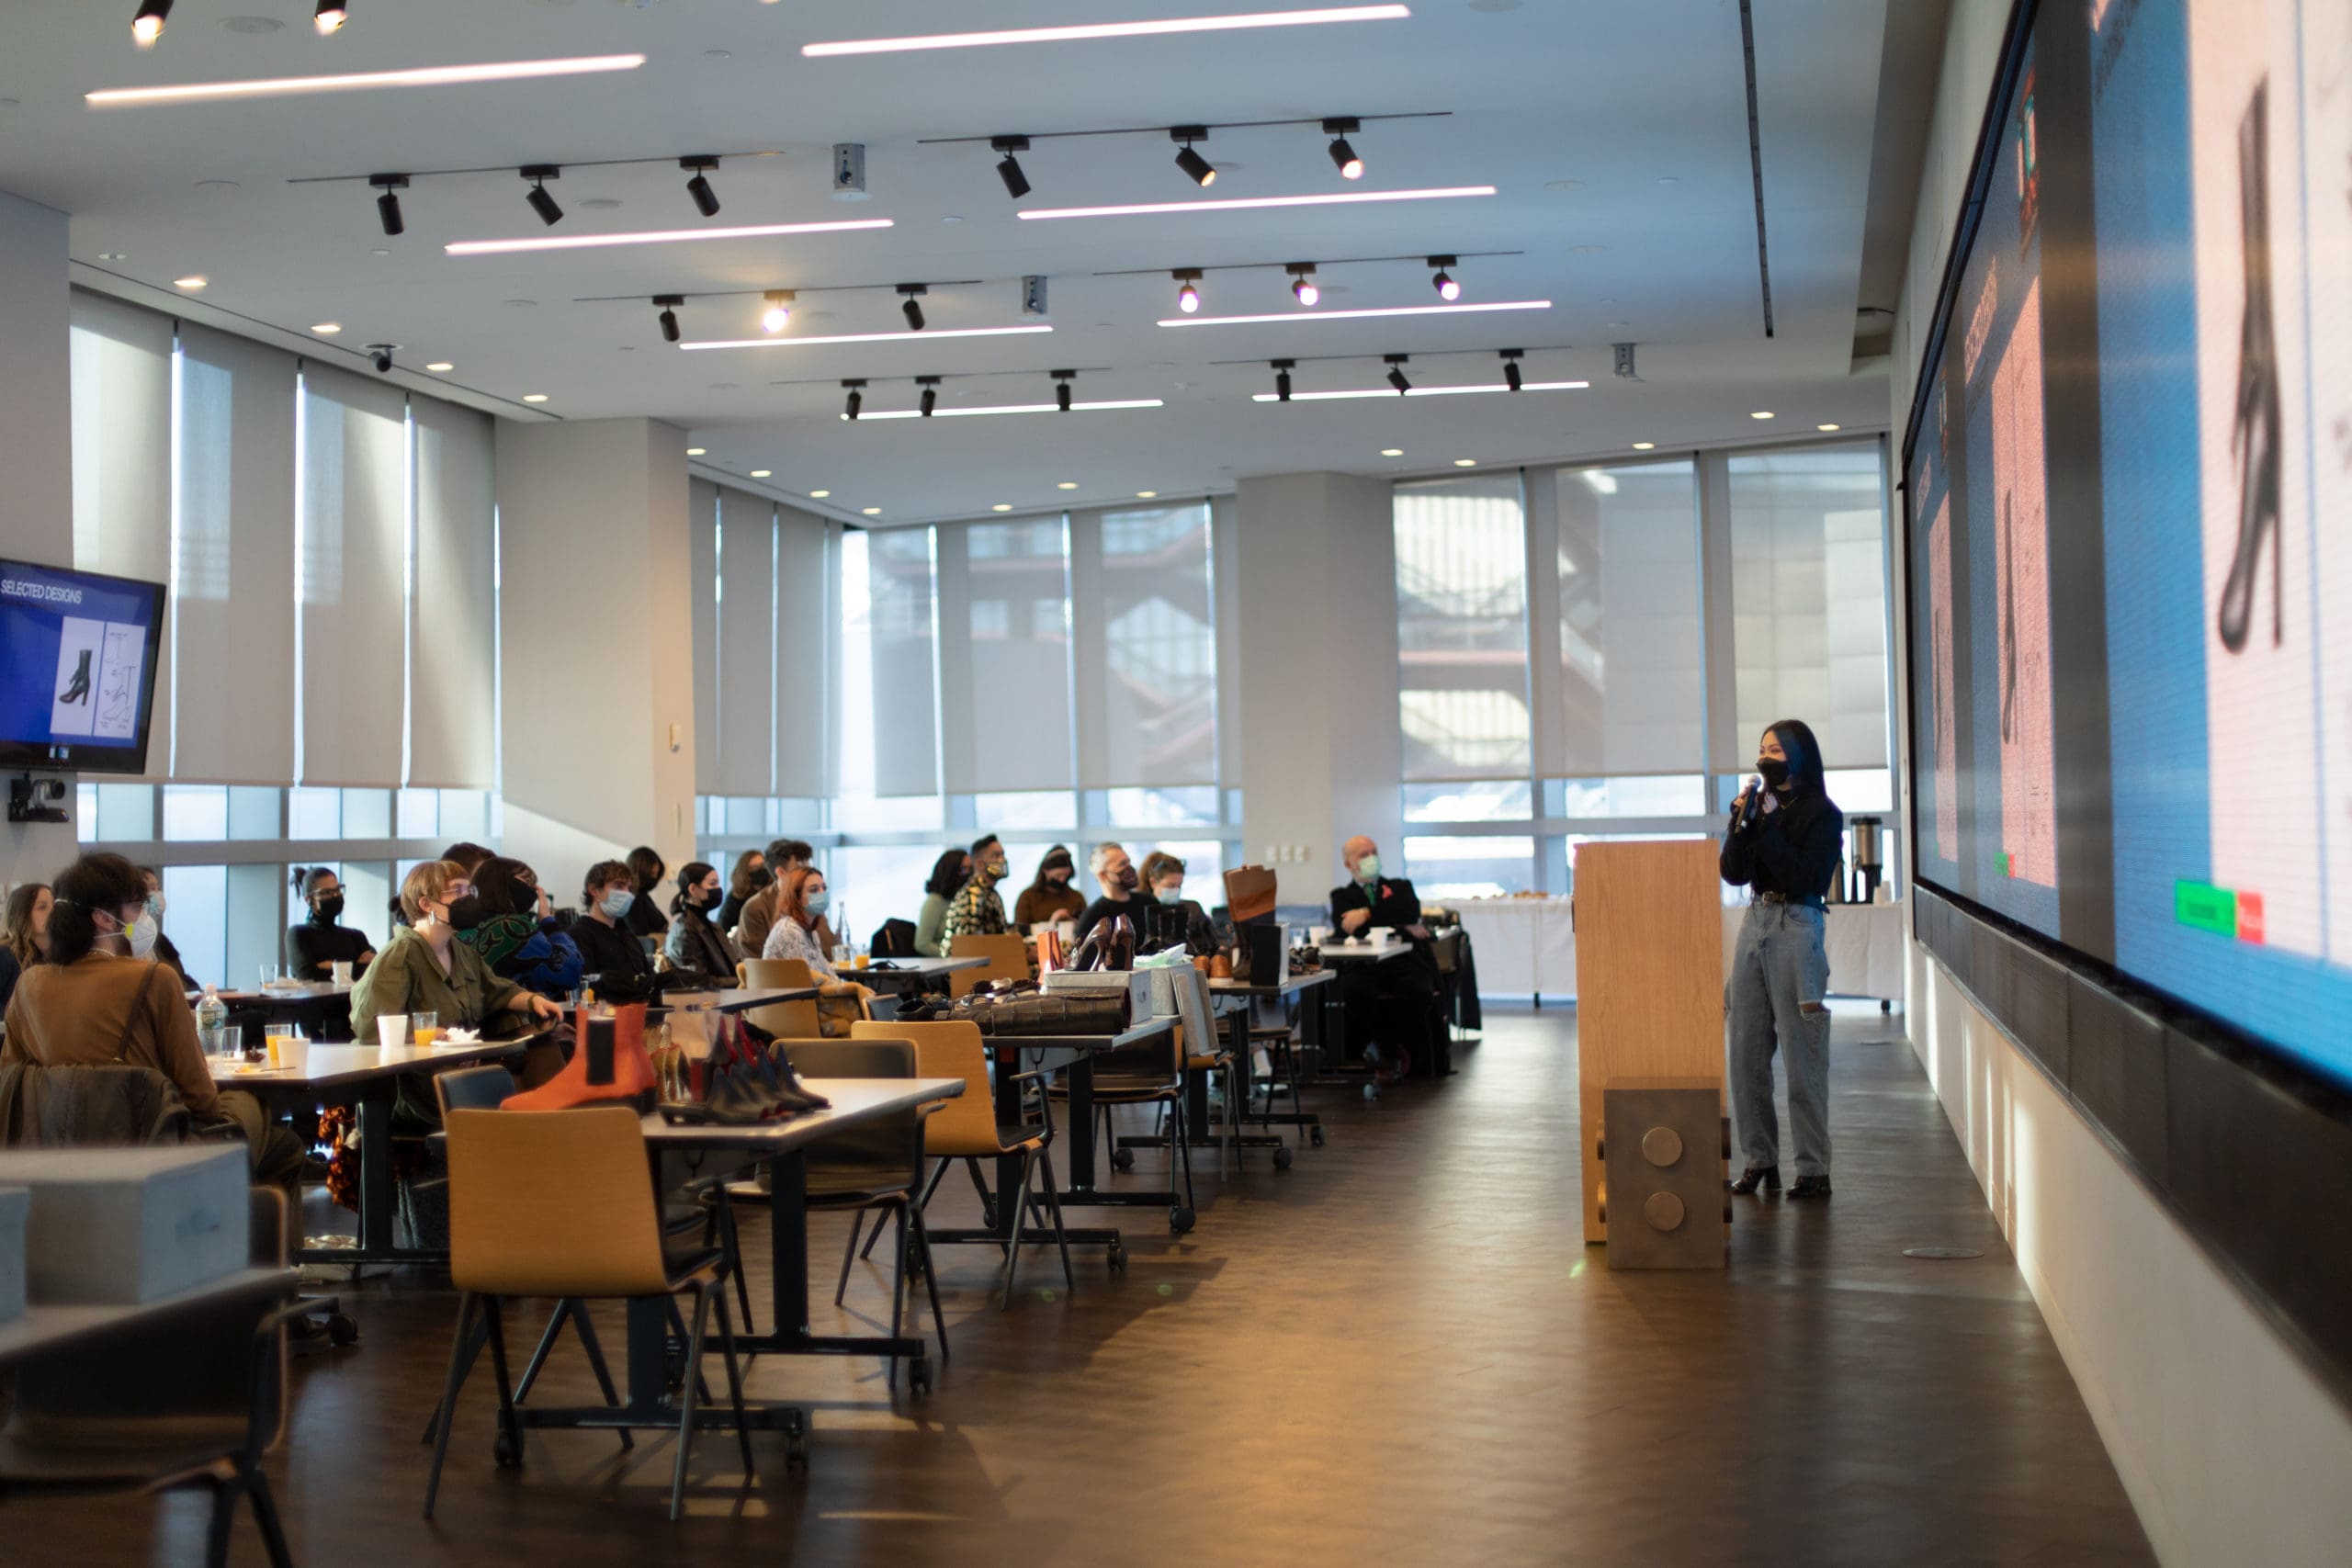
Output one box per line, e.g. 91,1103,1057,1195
0,1186,25,1321
1041,969,1158,1018
0,1146,248,1305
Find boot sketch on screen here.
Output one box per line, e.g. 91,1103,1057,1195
2219,79,2282,656
56,648,90,705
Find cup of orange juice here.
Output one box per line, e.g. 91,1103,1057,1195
412,1010,440,1050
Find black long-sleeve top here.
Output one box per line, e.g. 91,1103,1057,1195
1720,785,1845,900
1329,874,1425,936
286,917,374,983
566,910,654,987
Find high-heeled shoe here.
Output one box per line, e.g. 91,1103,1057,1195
1787,1175,1833,1201
2218,82,2282,656
1730,1165,1781,1195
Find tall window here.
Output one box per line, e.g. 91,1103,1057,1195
1394,474,1531,780
832,527,942,830
1080,502,1217,787
1555,458,1703,774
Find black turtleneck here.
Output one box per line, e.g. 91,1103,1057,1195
1720,784,1845,901
286,911,373,982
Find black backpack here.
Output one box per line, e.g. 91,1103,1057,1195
869,918,918,957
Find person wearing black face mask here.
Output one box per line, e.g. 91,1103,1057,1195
461,857,583,1000
717,850,770,934
663,860,741,982
349,860,562,1044
286,866,377,984
1721,717,1845,1201
1015,844,1087,931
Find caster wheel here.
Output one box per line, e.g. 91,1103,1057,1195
327,1313,360,1346
1169,1207,1195,1235
1309,1126,1326,1147
1272,1144,1295,1170
907,1359,933,1396
1112,1147,1136,1172
492,1428,523,1470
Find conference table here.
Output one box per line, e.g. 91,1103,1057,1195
854,954,987,993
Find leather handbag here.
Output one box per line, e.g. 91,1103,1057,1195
952,992,1130,1037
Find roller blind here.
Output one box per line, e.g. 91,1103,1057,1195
865,526,939,797
298,363,408,786
1213,494,1239,784
714,486,775,796
68,289,175,778
688,479,720,788
939,517,1074,795
1545,458,1705,777
1072,502,1216,788
408,395,496,787
1395,474,1532,782
774,502,830,798
173,323,297,784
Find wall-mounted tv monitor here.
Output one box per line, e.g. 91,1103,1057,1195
0,558,167,775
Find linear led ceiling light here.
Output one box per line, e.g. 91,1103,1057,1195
845,399,1163,422
1159,298,1547,327
522,165,562,226
993,136,1032,199
370,173,407,235
803,6,1412,57
1325,118,1363,178
1250,377,1589,402
1170,127,1217,187
314,2,347,35
1287,263,1319,306
446,217,892,256
1021,185,1492,221
1429,254,1459,300
680,323,1050,350
87,54,645,106
131,0,170,47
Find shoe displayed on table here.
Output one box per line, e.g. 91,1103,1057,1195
1787,1175,1833,1201
1730,1165,1781,1195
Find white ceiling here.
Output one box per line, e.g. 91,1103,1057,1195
0,0,1903,524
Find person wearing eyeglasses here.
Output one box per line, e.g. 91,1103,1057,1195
348,860,562,1043
285,866,376,984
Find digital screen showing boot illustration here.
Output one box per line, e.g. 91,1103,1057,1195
0,558,167,774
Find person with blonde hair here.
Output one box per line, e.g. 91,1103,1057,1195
349,860,561,1042
0,881,52,1017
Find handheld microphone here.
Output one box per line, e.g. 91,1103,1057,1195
1739,774,1765,829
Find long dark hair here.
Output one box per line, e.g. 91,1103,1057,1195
924,849,969,900
728,850,767,899
473,857,537,918
47,852,148,966
671,861,717,917
1763,717,1826,792
626,845,666,895
290,865,338,900
1026,843,1075,898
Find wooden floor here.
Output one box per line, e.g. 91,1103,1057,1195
19,1003,2154,1567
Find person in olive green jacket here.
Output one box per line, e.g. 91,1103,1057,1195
350,859,563,1043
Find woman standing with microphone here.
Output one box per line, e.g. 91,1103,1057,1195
1721,719,1844,1201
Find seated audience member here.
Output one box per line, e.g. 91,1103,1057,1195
718,849,770,934
942,835,1012,944
462,857,583,1000
738,838,828,956
914,848,970,958
1015,844,1087,931
440,841,494,877
624,845,670,940
285,866,376,984
3,853,304,1201
1139,852,1218,956
0,882,53,1019
1075,841,1138,942
665,861,741,981
761,866,849,979
135,865,193,989
350,861,562,1042
1329,836,1446,1080
568,858,657,991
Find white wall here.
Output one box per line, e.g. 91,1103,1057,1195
1890,6,2352,1562
0,188,79,895
493,419,696,908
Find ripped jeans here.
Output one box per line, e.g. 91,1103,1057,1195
1726,899,1832,1178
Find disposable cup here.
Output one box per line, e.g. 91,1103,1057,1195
377,1013,410,1050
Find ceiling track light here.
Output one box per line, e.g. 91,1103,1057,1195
761,289,796,333
1286,262,1319,307
654,295,684,343
681,156,721,217
1172,267,1204,314
1324,117,1363,179
1385,355,1412,395
898,283,928,331
842,379,866,421
314,1,347,35
368,172,408,236
991,135,1032,200
1272,358,1295,402
1429,254,1460,301
917,376,941,417
1052,369,1075,412
367,343,395,375
1499,348,1523,391
521,164,562,226
1170,127,1216,188
131,0,171,46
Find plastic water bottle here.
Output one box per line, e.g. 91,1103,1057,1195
195,985,227,1035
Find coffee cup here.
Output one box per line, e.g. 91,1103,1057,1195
330,960,353,987
377,1012,409,1050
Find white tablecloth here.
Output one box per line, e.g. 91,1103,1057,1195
1450,897,1905,1003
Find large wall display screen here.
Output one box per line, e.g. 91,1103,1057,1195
0,558,167,775
1905,0,2352,1089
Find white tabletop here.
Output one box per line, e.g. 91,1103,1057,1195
0,1267,294,1368
1316,939,1410,962
209,1035,526,1089
639,1076,965,1149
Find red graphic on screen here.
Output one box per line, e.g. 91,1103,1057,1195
1991,278,2057,887
1929,493,1958,863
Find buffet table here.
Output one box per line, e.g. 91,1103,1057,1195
1450,896,1905,1005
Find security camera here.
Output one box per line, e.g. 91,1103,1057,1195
367,344,395,375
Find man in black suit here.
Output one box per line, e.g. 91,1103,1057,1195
1329,836,1448,1080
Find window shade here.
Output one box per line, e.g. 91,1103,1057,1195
939,517,1074,795
688,479,720,787
1549,458,1704,777
298,363,408,787
408,396,496,788
68,289,175,778
714,487,775,796
174,324,297,784
774,503,830,798
1073,502,1216,787
864,526,939,797
1394,475,1532,782
1213,495,1239,784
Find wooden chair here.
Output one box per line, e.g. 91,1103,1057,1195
741,956,821,1039
852,1019,1073,1306
947,931,1032,998
426,1106,753,1522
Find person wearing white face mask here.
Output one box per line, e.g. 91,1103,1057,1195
1138,850,1217,956
1329,836,1446,1081
136,863,193,989
761,865,850,978
567,858,657,992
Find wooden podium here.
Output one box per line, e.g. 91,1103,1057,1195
1571,840,1726,1244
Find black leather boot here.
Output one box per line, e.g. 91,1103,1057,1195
1787,1174,1832,1200
1730,1165,1781,1195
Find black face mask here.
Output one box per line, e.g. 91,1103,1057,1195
751,867,775,889
1047,873,1071,888
1757,757,1791,789
313,894,345,922
441,895,486,932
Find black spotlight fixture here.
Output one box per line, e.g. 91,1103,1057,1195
1324,118,1363,180
313,0,347,34
131,0,171,46
1170,126,1217,188
1052,369,1075,412
897,283,928,332
368,173,409,237
1385,355,1412,395
991,136,1033,200
522,164,563,227
367,344,395,375
842,379,866,421
917,376,941,418
1429,254,1461,301
681,156,721,218
1172,268,1204,315
654,295,684,344
1271,358,1295,403
1499,348,1524,392
1286,262,1320,307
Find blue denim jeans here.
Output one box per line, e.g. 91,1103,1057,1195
1726,900,1833,1178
